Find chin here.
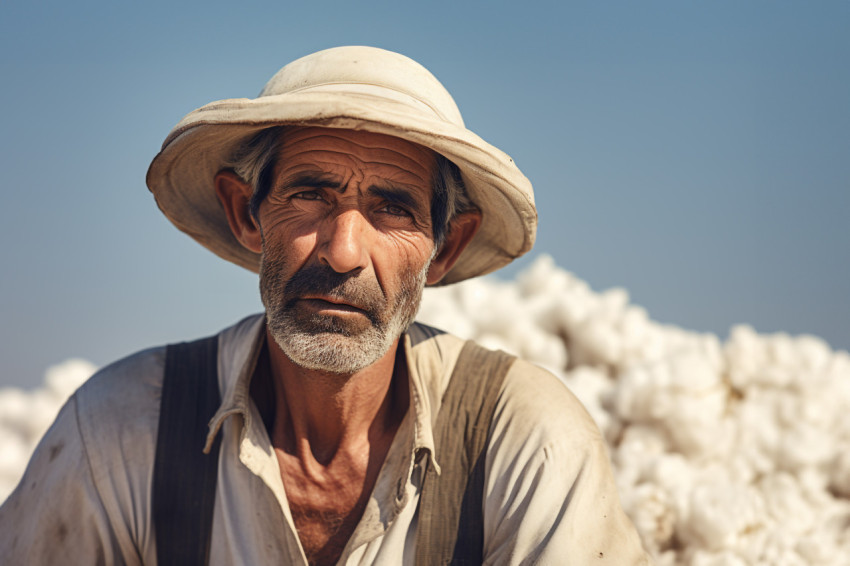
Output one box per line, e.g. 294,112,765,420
272,328,396,374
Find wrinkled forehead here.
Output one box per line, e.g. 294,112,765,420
274,126,437,189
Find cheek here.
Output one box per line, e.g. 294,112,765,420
259,224,321,279
372,232,436,283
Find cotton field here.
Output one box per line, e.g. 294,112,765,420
2,255,849,565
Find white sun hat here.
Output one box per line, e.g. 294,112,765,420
146,46,537,284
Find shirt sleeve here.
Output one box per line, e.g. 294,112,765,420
483,360,652,565
0,395,126,565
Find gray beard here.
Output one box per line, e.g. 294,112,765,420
260,249,429,374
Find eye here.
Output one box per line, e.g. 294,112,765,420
380,203,412,217
292,190,323,201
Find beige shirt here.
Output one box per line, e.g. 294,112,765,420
0,314,650,565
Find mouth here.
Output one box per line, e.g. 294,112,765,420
298,296,367,315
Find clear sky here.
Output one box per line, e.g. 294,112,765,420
1,1,848,388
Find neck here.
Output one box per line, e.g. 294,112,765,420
262,327,409,466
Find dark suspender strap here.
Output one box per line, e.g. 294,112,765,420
153,335,222,566
415,341,516,566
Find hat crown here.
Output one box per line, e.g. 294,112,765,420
259,46,465,126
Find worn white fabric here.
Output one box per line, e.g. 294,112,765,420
0,314,650,565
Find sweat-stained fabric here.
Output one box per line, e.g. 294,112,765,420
0,314,652,565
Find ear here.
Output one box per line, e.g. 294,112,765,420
426,211,482,285
215,170,262,253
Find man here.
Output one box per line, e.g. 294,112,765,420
0,47,650,564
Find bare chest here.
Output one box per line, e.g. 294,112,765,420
277,454,371,566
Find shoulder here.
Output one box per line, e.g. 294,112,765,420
482,356,651,564
486,355,607,507
72,345,168,473
75,345,166,423
495,357,602,453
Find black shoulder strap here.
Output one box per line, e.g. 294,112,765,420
415,341,516,566
153,335,223,566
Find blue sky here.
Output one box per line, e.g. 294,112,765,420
2,1,848,388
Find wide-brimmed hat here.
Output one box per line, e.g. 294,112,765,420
147,46,537,284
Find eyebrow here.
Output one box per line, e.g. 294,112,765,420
280,172,344,192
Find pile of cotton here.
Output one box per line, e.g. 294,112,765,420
2,255,849,564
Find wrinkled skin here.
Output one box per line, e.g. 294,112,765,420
255,127,439,373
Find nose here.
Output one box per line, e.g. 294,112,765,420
317,209,370,274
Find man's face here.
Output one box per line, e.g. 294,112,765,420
256,127,438,373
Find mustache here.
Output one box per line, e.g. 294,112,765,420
283,264,388,323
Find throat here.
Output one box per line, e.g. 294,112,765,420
251,333,411,564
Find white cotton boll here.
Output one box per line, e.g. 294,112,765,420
514,254,555,296
619,306,651,360
733,392,781,477
571,316,623,368
598,287,630,320
523,292,568,336
514,254,572,299
793,334,832,373
801,502,850,565
612,365,667,423
506,321,568,371
679,482,765,551
614,425,669,491
641,453,697,525
421,309,477,341
756,532,809,566
688,550,748,566
619,482,675,557
794,468,833,511
725,325,769,389
665,394,732,458
722,452,759,485
785,377,839,430
462,282,525,337
796,530,844,566
552,286,594,332
457,281,489,310
827,444,850,497
635,324,673,366
418,286,476,339
777,422,834,472
767,333,801,371
612,349,728,458
759,473,815,537
666,348,724,391
0,388,31,435
453,277,498,318
653,550,677,566
825,351,850,386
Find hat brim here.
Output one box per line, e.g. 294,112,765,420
146,88,536,284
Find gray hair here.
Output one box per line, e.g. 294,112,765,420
222,126,477,248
